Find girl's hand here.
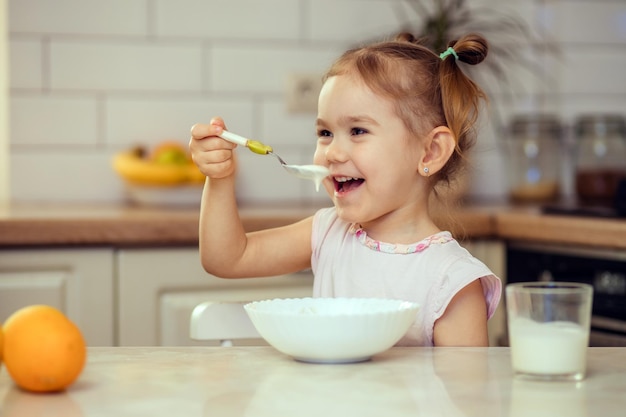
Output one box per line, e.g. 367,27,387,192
189,117,237,179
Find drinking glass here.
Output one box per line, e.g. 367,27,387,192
506,282,593,381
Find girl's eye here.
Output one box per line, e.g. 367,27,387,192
317,129,332,138
351,127,368,135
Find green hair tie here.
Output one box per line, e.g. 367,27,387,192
439,47,458,61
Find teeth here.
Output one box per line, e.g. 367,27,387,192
335,176,359,182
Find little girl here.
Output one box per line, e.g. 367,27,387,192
189,32,501,347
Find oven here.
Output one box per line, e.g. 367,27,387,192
506,241,626,346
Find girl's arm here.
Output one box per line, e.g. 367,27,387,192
190,118,313,278
432,280,490,346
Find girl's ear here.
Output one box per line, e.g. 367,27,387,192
419,126,456,176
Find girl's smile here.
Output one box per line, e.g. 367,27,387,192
333,176,365,195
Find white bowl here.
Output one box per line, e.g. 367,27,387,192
244,297,419,363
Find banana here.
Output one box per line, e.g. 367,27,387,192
186,162,207,184
112,150,206,186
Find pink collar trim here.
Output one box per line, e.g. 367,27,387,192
348,225,454,254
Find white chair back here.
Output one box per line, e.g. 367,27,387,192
190,301,261,347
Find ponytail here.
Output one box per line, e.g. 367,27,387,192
438,34,489,184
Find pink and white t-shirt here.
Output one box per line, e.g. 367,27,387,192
311,207,502,346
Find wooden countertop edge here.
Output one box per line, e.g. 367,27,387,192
0,218,198,247
0,212,313,248
495,211,626,249
1,205,625,249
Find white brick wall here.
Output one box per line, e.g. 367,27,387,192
8,0,626,204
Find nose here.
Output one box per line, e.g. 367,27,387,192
324,137,348,163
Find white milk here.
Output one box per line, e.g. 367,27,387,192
284,164,329,192
509,317,589,375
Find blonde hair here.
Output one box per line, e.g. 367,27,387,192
323,32,488,186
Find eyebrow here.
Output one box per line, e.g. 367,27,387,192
316,115,379,126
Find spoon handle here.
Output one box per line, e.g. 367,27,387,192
219,131,273,155
219,130,248,147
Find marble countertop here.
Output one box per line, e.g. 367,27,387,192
1,347,625,417
1,202,625,249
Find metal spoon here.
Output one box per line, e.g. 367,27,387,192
218,130,330,191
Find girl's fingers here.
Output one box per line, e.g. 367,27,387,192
209,116,226,129
190,116,228,141
190,123,222,140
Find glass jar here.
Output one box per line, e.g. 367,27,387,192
506,114,562,203
574,114,626,205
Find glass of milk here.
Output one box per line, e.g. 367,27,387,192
506,282,593,381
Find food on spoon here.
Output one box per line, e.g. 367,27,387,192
246,140,273,155
286,164,330,192
217,130,329,190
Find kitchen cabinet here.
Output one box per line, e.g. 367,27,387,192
0,248,114,346
0,240,505,347
117,241,505,347
462,239,507,346
116,247,314,346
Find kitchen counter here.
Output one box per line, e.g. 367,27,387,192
0,346,625,417
0,202,625,249
0,204,322,248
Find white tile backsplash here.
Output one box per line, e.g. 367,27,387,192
209,45,340,94
9,40,43,89
11,95,99,146
154,0,302,40
308,0,405,43
8,0,626,203
10,151,123,203
544,1,626,44
105,96,255,147
50,41,203,91
9,0,148,36
559,46,626,94
259,99,318,147
236,149,303,205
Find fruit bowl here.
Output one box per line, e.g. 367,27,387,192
244,297,419,363
112,141,206,206
124,183,203,207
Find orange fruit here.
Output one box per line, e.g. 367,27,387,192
2,305,86,393
0,325,4,368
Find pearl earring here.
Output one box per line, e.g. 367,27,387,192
423,167,429,175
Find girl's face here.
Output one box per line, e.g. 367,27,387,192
314,74,431,236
